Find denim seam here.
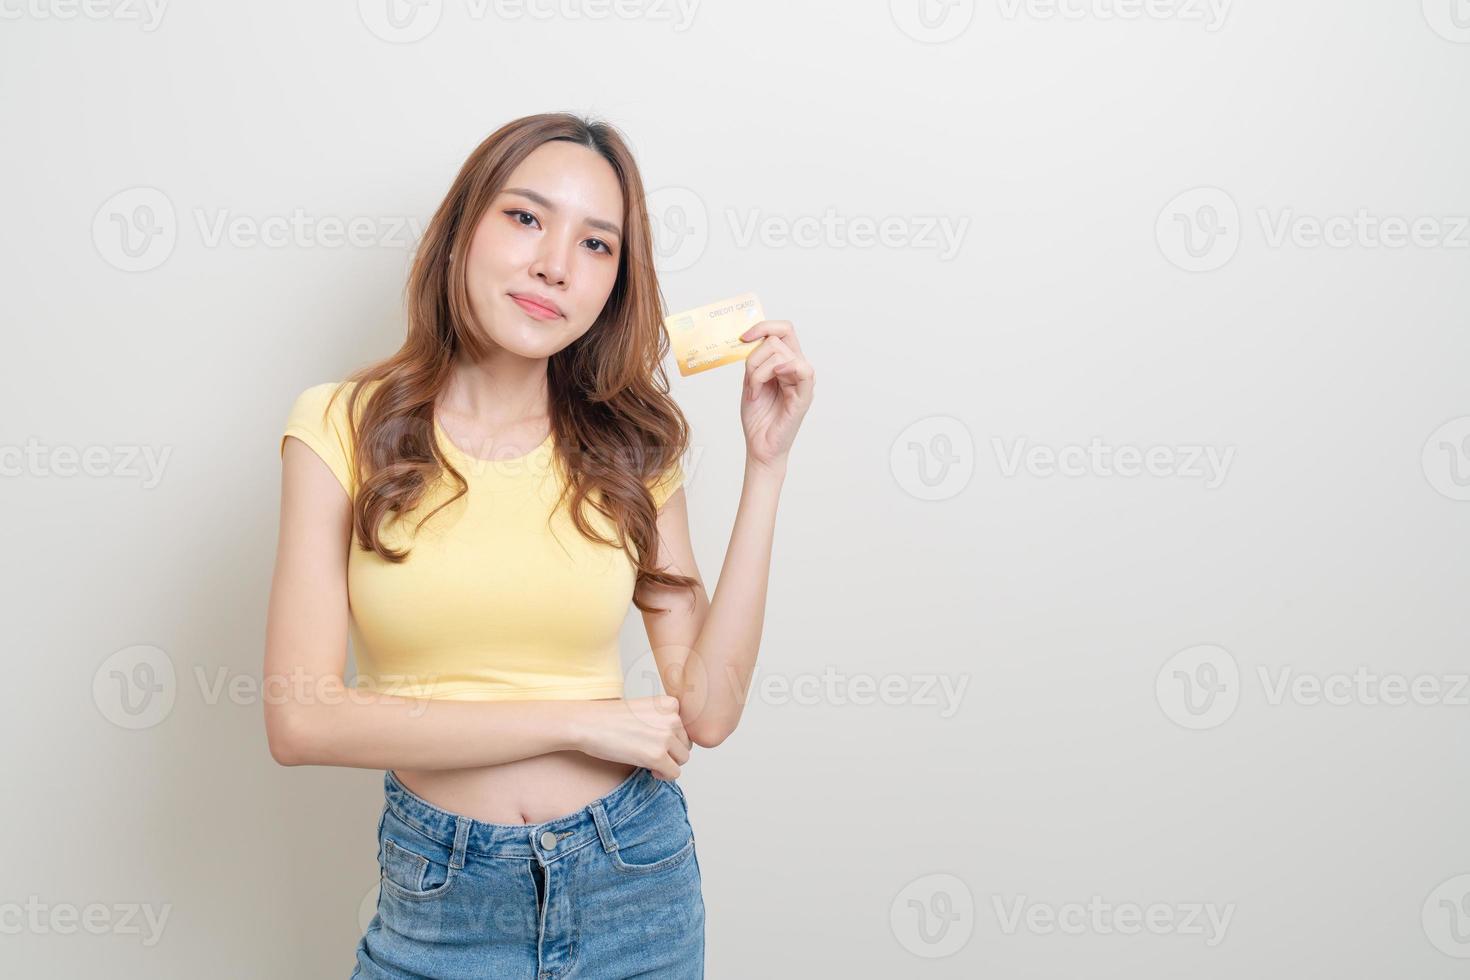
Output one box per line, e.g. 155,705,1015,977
605,779,666,835
385,799,651,862
563,864,580,979
382,838,430,891
535,829,608,864
608,835,696,876
383,770,663,857
378,860,460,902
603,781,694,873
533,782,662,862
384,799,456,850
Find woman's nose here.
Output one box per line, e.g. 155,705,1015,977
530,235,573,286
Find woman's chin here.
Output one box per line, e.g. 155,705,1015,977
481,327,570,360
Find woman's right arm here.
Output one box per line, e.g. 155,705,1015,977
265,436,692,778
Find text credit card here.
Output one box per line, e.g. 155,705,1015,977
664,292,765,377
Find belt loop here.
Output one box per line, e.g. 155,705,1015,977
589,800,618,853
449,815,472,870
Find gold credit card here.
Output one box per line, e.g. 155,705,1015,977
664,292,765,377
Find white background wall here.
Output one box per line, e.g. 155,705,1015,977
4,1,1469,976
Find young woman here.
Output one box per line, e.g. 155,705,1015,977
264,113,814,978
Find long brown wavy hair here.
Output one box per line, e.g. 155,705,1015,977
323,112,698,614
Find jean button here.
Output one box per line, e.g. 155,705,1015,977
539,830,558,850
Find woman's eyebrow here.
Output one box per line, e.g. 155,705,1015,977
502,186,622,239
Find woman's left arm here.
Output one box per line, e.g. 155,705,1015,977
637,319,815,748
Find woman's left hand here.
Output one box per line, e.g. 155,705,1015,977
739,319,815,470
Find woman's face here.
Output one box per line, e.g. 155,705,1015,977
463,139,625,358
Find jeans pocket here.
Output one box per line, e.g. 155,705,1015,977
378,806,458,900
607,780,696,876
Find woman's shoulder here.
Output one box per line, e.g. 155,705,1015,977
286,378,388,429
281,378,381,497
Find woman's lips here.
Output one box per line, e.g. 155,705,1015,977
509,294,563,320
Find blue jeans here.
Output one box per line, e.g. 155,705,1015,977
351,766,705,979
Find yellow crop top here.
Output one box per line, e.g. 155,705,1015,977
279,380,684,702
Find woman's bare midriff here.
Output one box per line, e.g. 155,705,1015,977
392,751,637,826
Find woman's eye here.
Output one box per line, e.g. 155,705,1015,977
505,210,610,254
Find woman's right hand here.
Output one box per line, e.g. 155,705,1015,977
572,695,693,780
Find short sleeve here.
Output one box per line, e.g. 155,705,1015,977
281,382,357,498
648,458,685,510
